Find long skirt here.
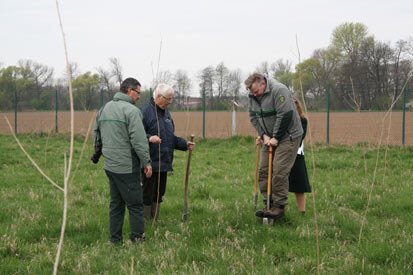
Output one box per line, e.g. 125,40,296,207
288,154,311,193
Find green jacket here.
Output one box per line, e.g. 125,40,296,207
248,78,303,141
93,92,151,174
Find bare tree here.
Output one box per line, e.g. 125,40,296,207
228,69,243,100
156,70,174,86
18,59,54,100
97,67,116,99
215,62,230,99
60,62,80,84
255,61,273,79
18,59,54,85
391,39,412,102
271,59,292,75
173,70,191,106
198,66,215,108
271,58,294,90
312,47,340,80
109,57,123,86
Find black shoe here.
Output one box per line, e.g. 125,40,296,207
255,208,268,217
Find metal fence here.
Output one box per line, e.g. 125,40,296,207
1,88,412,146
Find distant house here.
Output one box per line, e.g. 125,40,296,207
174,95,250,110
181,97,204,110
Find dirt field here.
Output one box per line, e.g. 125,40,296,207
1,111,412,145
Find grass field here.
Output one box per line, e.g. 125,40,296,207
1,134,412,274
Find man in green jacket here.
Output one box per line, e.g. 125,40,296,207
246,73,303,220
92,77,152,244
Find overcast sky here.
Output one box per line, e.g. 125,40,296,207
1,0,412,94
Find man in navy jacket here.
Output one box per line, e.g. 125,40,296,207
141,84,195,219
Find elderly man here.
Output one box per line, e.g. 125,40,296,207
141,84,195,220
92,77,152,244
246,73,303,219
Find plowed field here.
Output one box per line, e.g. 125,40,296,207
1,111,412,145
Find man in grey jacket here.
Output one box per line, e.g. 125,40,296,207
246,73,303,219
92,77,152,244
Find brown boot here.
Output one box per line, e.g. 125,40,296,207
144,205,152,220
151,202,160,220
265,207,285,219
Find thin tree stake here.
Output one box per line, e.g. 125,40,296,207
54,153,68,275
54,0,75,274
296,35,320,275
130,256,134,275
155,36,163,83
152,97,162,227
151,39,164,225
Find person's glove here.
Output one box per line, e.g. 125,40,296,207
90,152,101,164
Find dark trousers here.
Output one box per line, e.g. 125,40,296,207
142,172,168,205
105,170,144,243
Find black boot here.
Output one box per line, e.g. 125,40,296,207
144,205,152,220
255,208,268,217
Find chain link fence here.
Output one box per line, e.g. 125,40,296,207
1,88,412,146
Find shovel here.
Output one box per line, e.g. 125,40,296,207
263,146,274,226
182,135,195,221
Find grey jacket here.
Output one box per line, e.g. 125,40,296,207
248,78,303,141
93,92,151,174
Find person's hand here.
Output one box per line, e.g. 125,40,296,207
149,135,162,144
90,154,100,164
187,141,195,151
269,138,278,147
263,134,271,146
255,137,262,145
144,165,152,178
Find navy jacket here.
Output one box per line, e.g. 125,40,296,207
141,98,188,172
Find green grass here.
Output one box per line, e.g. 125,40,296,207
1,134,412,274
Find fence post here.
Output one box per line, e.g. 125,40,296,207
14,86,17,134
202,88,205,138
55,89,59,133
100,89,104,108
150,88,153,99
402,85,406,146
326,84,330,145
232,101,236,136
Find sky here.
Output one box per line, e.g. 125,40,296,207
1,0,412,95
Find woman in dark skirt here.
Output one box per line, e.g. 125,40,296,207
289,97,311,214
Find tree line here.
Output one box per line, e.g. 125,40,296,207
1,22,412,112
278,23,412,111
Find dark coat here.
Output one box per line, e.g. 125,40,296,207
141,98,188,172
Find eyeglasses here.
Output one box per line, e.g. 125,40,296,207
131,88,140,95
161,95,173,102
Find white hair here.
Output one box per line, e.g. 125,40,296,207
153,84,174,98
